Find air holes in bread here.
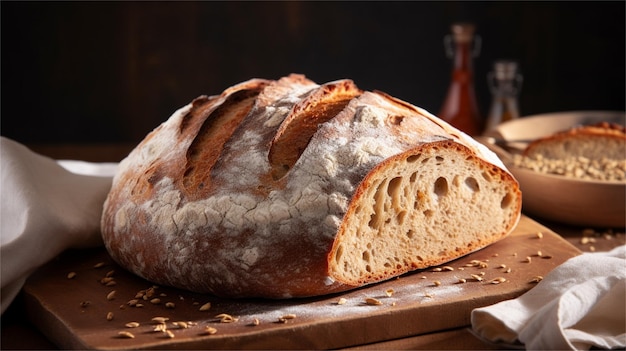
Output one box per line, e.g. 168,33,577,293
464,177,480,192
434,177,449,197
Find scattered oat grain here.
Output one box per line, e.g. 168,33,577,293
432,280,441,287
385,289,395,297
164,330,175,338
150,298,161,305
153,324,167,333
106,312,114,321
199,302,212,312
442,266,454,271
125,322,140,328
117,331,135,339
93,262,106,269
202,326,218,335
215,314,238,323
470,274,483,282
67,272,77,279
529,276,544,283
490,277,507,284
173,321,189,329
106,290,116,301
337,297,347,305
536,232,544,239
151,317,169,324
165,302,176,309
365,297,383,306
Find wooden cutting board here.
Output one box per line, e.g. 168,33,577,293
22,216,580,350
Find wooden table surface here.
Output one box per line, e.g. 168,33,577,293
1,143,624,350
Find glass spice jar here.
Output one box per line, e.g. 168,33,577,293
484,60,523,133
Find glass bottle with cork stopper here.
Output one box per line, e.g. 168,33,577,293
484,60,523,133
439,22,483,136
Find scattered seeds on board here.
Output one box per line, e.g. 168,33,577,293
336,297,347,305
385,289,395,297
457,278,467,284
431,267,442,272
199,302,212,312
173,321,189,329
151,317,169,324
150,298,161,305
490,277,507,284
106,312,114,321
249,318,260,326
529,276,544,283
153,324,167,333
125,322,140,328
215,314,238,323
523,256,532,263
165,302,176,309
202,326,218,335
117,331,135,339
164,330,175,339
442,266,454,271
67,272,77,279
470,274,483,282
365,297,383,306
536,232,544,239
432,280,441,287
106,290,116,301
93,262,106,269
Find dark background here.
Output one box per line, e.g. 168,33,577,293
2,1,625,146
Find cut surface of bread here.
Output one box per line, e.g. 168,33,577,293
101,74,522,299
331,141,518,285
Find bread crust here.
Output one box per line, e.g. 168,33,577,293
101,74,521,298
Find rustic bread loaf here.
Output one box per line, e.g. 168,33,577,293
523,122,626,161
101,74,522,298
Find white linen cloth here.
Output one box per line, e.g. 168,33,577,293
472,245,626,350
0,137,118,313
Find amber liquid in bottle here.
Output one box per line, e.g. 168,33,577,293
439,23,483,136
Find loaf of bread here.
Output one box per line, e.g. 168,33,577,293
523,122,626,161
101,74,522,298
517,122,626,182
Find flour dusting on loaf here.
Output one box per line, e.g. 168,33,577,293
101,74,522,298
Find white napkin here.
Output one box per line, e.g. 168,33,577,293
0,137,118,313
471,245,626,350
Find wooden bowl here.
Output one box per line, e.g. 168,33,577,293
488,111,625,228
